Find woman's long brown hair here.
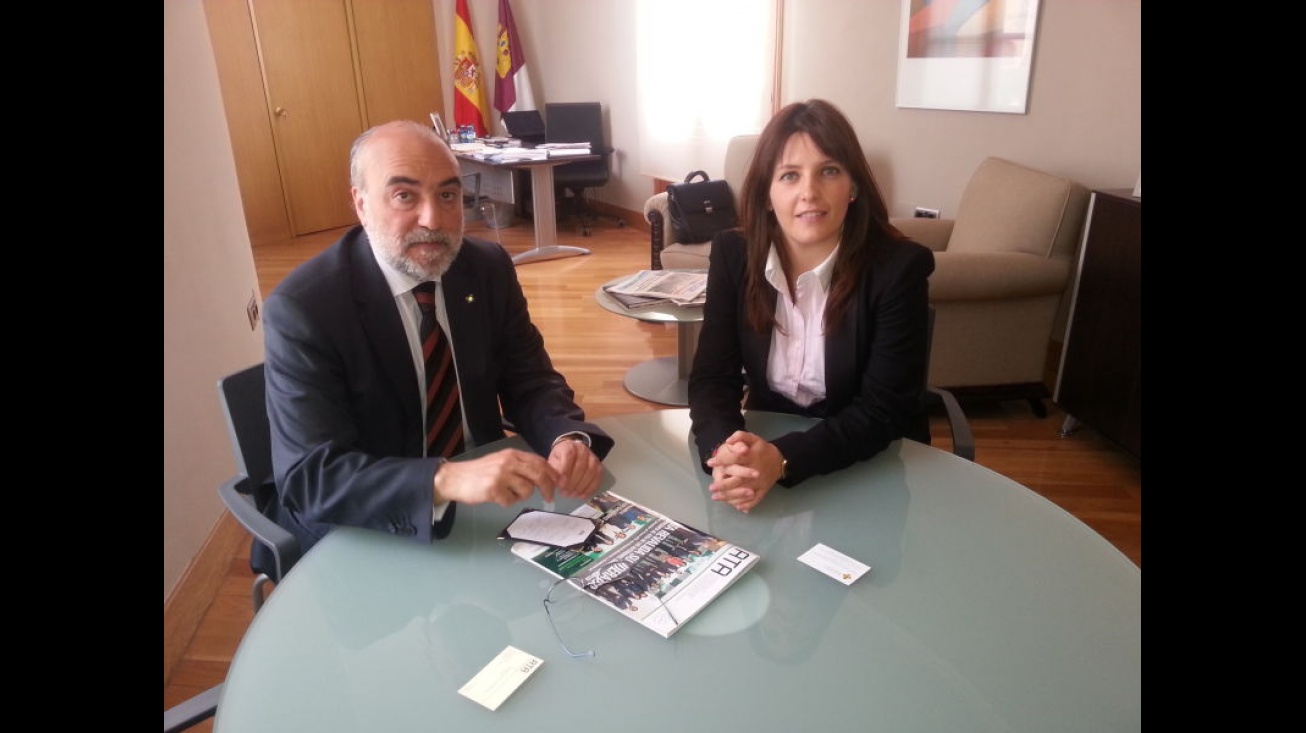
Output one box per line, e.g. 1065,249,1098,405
736,99,905,334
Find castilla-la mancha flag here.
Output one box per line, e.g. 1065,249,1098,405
494,0,535,114
452,0,491,137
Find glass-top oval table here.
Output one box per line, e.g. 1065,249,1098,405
215,409,1141,732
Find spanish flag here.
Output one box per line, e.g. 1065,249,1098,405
452,0,490,137
494,0,535,114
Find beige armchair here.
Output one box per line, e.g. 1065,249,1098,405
891,157,1090,415
644,134,759,270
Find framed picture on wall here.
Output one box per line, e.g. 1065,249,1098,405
895,0,1041,114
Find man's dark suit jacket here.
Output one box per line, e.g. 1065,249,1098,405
261,226,613,556
687,230,934,487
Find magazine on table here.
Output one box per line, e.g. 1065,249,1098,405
506,491,761,638
603,270,707,308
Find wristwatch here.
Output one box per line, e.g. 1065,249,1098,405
551,431,591,449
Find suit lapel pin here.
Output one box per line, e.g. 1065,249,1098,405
465,294,475,304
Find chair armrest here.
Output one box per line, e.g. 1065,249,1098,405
891,217,955,252
164,682,221,733
219,476,302,581
644,192,672,270
925,386,975,461
929,252,1071,302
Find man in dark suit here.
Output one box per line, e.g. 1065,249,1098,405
262,120,613,556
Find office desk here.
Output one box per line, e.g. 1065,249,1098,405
594,276,704,406
456,152,601,265
215,410,1141,732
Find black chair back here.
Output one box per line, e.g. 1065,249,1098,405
216,362,302,609
546,101,609,189
218,363,273,489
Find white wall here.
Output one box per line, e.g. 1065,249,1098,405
437,0,1140,216
781,1,1141,216
163,0,265,600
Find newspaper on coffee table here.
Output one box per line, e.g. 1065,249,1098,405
605,270,707,306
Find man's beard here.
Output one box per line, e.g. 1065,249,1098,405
371,225,464,280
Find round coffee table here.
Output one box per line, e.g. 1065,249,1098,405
594,275,705,405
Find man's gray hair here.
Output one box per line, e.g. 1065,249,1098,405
349,120,447,190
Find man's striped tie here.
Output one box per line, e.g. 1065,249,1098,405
412,282,465,458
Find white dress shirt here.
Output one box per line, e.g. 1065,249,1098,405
764,244,838,407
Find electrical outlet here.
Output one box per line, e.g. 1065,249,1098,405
914,207,940,219
246,291,260,330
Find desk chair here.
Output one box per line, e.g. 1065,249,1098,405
165,363,292,731
217,362,303,613
162,364,306,732
164,684,222,732
546,101,623,236
926,305,975,461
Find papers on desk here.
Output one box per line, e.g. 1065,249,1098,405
545,147,591,157
604,269,707,309
536,142,592,158
459,140,593,163
468,147,549,163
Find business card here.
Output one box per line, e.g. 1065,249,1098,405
797,543,871,586
458,645,545,711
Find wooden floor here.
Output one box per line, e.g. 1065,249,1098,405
164,209,1141,727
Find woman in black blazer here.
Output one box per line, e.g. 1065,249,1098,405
688,99,934,514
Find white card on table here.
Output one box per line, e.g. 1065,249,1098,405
797,543,871,586
458,645,544,711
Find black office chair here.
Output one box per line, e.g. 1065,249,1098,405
545,101,624,236
217,362,303,613
165,363,299,732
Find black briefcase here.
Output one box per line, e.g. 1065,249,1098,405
666,170,738,244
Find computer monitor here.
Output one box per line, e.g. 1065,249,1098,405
501,110,546,145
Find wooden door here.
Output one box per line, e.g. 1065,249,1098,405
352,0,444,128
251,0,363,236
204,0,293,246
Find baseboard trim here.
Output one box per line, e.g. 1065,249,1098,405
164,513,245,686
